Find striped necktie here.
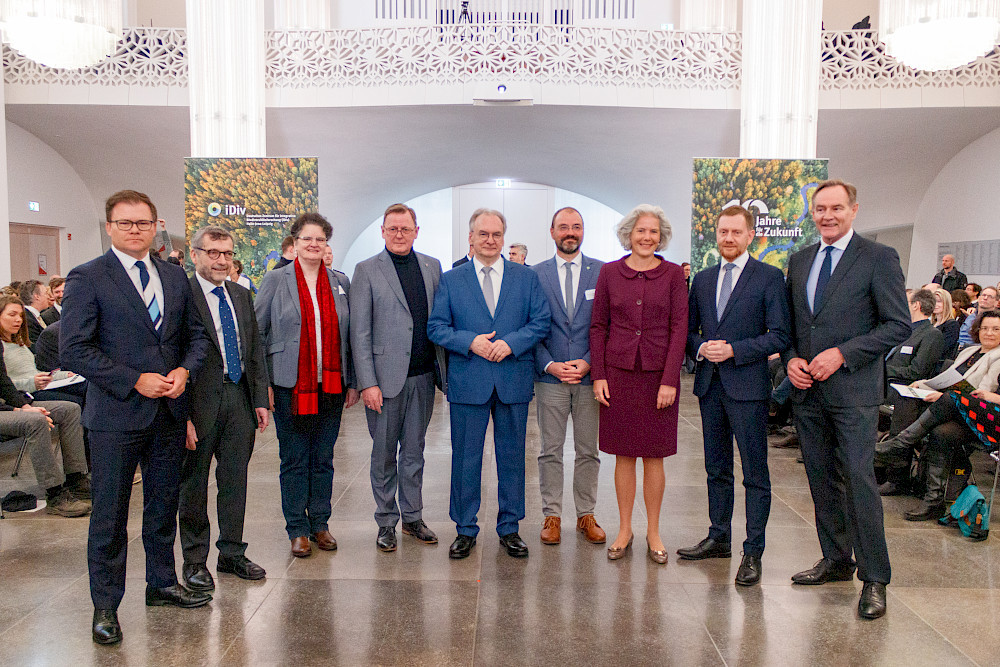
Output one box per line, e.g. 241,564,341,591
135,260,162,331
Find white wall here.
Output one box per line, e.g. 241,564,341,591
870,225,912,283
5,122,103,274
907,125,1000,288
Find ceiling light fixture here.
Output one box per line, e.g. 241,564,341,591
879,0,1000,71
0,0,123,69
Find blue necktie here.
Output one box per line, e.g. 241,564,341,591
135,260,161,332
814,246,834,313
212,286,242,382
717,263,736,318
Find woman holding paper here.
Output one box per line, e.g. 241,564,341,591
876,310,1000,520
0,295,87,406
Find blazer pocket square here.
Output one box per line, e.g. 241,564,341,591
338,285,347,295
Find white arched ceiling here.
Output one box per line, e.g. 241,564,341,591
6,104,1000,274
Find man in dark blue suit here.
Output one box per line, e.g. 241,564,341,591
680,206,790,586
61,190,211,645
428,208,550,559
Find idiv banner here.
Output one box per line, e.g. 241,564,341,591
184,157,319,286
690,158,828,273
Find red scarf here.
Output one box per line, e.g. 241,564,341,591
293,258,342,415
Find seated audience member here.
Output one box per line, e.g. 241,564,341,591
951,289,972,318
957,286,997,348
878,289,946,494
931,288,961,362
32,321,61,373
0,345,91,516
966,282,981,308
0,296,85,406
18,279,50,351
876,310,1000,518
42,277,65,325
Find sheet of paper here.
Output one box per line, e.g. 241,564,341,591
890,383,936,400
924,368,965,391
44,375,85,391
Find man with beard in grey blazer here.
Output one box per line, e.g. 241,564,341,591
350,203,447,552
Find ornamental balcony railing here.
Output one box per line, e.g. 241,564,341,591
3,27,999,93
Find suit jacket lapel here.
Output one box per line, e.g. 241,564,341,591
814,236,862,318
225,281,252,362
152,257,176,337
799,244,820,320
104,251,156,336
545,258,568,319
283,265,301,316
463,260,493,319
719,260,756,323
190,276,222,355
376,250,409,312
703,264,721,324
418,253,436,307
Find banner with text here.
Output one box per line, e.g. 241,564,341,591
690,158,828,273
184,157,319,287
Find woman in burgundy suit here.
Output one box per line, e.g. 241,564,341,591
590,205,688,564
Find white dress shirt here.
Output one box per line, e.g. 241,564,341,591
196,273,242,377
472,255,504,305
807,228,854,312
111,245,164,316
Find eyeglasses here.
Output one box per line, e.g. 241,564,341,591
194,247,235,260
297,236,327,244
384,226,416,236
110,219,155,231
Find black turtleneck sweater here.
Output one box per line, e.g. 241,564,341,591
389,249,435,377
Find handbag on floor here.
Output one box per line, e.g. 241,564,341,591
939,481,993,541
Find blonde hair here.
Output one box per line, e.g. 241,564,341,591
932,287,954,325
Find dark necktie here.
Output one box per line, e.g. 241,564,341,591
135,260,161,331
212,286,242,382
814,246,834,313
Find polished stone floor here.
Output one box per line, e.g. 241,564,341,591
1,376,998,666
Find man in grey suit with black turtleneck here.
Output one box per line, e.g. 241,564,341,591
350,203,447,552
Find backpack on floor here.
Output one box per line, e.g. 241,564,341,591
939,484,989,540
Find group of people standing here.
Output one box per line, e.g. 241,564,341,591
52,178,915,646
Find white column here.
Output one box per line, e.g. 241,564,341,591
740,0,822,159
273,0,331,29
679,0,737,31
0,83,10,285
186,0,266,157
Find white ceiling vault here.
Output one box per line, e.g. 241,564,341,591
6,102,1000,260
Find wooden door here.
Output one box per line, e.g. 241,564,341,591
9,223,60,282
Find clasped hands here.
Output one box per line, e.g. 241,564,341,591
547,359,590,384
698,340,734,363
787,347,845,389
470,331,512,363
135,367,189,399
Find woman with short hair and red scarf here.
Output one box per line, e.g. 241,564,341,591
256,212,360,558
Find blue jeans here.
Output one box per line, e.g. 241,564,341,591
272,385,345,539
771,377,792,405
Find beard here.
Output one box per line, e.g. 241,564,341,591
556,237,580,254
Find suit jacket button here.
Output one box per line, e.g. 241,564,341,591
636,299,642,305
636,330,641,335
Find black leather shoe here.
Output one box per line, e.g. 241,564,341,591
790,558,856,585
402,519,439,544
735,554,762,586
449,535,476,559
182,562,215,592
904,501,946,521
376,526,397,552
858,582,887,619
145,583,212,608
217,554,266,581
676,536,732,560
92,608,122,645
499,532,529,558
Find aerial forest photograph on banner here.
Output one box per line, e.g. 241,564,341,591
184,157,319,286
690,158,828,273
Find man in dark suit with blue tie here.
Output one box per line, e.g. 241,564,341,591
781,180,910,620
61,190,212,645
532,207,606,546
428,208,551,559
680,206,790,586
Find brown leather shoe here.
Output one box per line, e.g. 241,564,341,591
311,530,338,551
290,536,312,558
540,516,561,545
576,514,607,544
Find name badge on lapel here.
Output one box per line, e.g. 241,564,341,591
585,289,596,300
